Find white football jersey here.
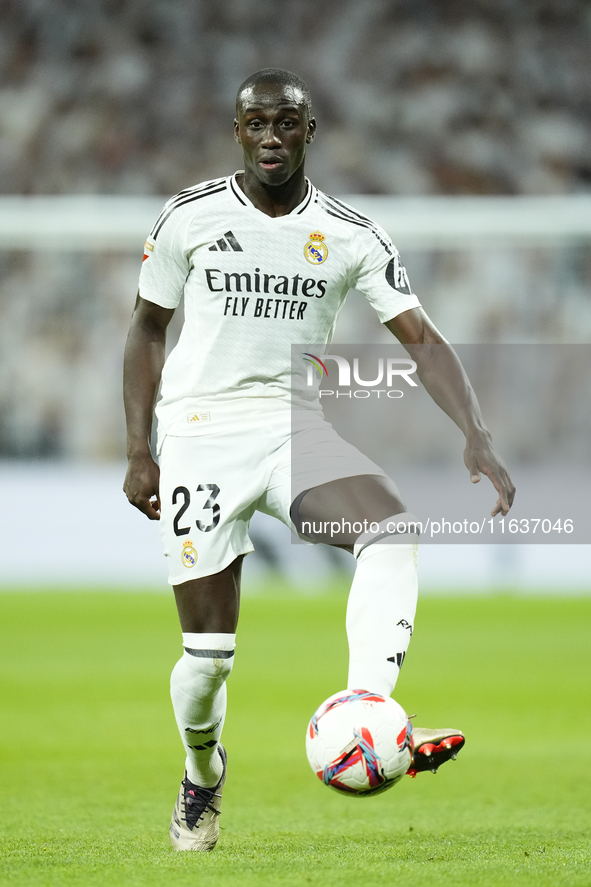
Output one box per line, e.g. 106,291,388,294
138,173,420,437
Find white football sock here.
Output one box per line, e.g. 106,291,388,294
170,632,235,787
346,515,418,697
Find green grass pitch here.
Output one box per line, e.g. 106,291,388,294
1,586,590,887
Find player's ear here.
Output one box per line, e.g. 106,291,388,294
234,118,241,144
306,117,316,144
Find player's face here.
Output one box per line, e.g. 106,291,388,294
234,83,316,186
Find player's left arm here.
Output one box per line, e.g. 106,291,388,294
385,307,515,516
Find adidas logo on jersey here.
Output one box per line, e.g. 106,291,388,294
209,231,243,252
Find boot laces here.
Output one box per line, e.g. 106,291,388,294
183,779,221,830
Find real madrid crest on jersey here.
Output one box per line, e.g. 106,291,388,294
304,231,328,264
181,539,197,568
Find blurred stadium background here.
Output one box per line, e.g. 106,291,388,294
0,0,589,592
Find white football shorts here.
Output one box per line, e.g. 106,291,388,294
158,402,387,584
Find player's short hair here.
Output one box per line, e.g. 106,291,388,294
236,68,312,116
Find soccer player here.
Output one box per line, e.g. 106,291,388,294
123,68,515,851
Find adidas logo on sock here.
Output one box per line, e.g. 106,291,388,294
208,230,243,252
387,652,406,668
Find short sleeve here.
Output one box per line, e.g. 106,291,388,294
138,201,191,309
351,225,420,323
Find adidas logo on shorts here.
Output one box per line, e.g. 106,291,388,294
187,412,211,423
208,231,243,252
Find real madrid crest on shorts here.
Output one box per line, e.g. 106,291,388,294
304,231,328,264
181,539,197,568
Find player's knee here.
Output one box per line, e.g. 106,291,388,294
181,648,234,680
171,634,236,692
171,653,234,713
188,650,234,679
353,512,420,559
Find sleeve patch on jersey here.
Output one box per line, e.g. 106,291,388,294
143,240,155,262
385,255,411,295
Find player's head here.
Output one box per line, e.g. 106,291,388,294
236,68,312,118
234,68,316,187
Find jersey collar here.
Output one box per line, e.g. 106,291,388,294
229,172,316,217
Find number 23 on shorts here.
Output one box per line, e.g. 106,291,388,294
172,484,221,535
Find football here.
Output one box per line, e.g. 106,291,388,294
305,689,413,796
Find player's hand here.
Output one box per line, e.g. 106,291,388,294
463,433,516,516
123,453,161,520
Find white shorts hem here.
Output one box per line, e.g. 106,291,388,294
166,545,255,586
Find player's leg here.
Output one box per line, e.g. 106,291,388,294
263,419,464,778
158,431,262,850
174,558,242,634
171,559,242,787
293,475,465,774
167,562,241,850
292,473,406,548
291,474,419,698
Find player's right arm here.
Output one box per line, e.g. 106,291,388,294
123,294,175,520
